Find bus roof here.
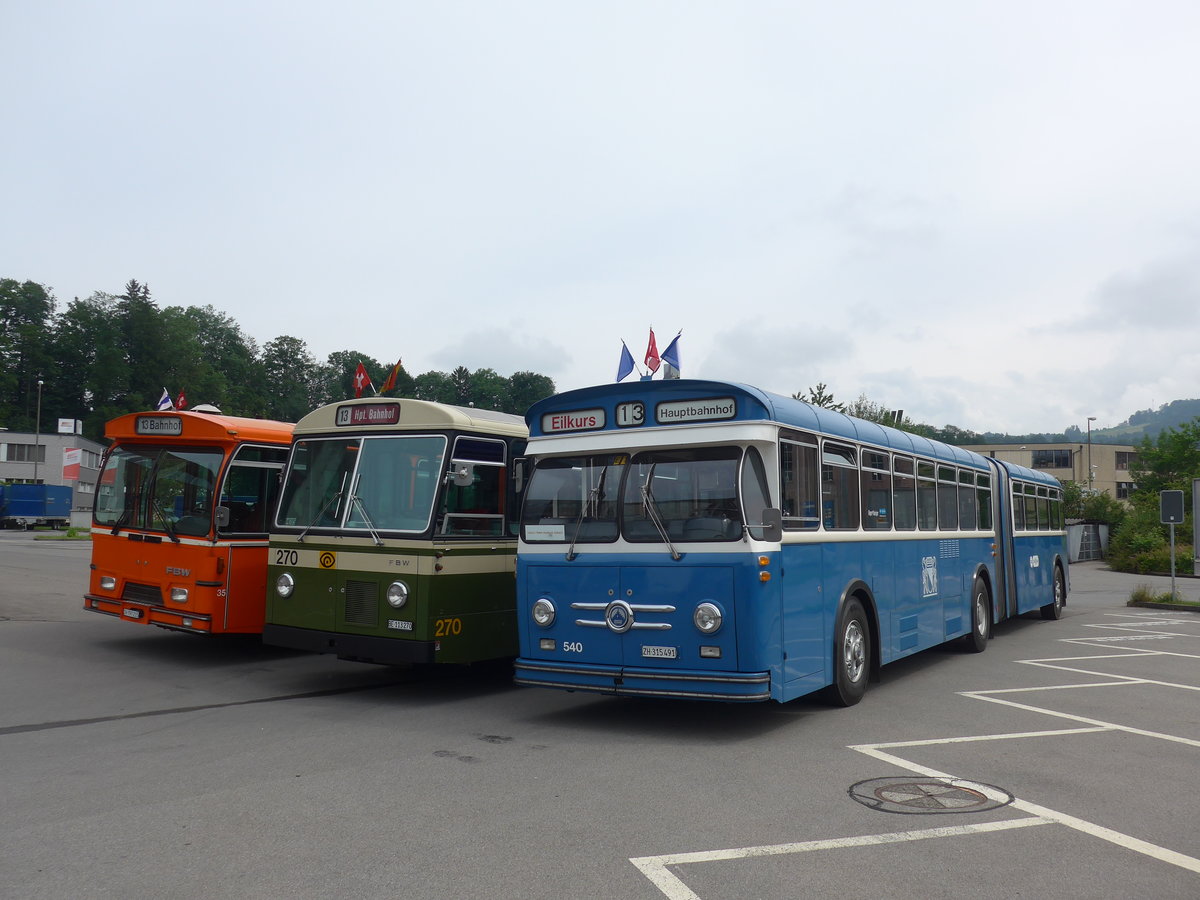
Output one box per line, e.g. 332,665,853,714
104,410,294,444
293,397,527,438
526,379,991,470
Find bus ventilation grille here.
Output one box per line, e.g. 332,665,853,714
344,580,379,627
122,583,162,605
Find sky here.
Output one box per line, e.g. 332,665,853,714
4,1,1200,435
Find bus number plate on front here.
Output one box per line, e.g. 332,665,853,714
641,645,677,659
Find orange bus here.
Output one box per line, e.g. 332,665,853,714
84,409,294,633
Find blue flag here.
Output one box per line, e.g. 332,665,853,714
660,331,681,376
616,342,635,382
157,387,174,411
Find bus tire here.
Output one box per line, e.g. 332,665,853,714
1041,566,1066,620
965,580,991,653
831,597,870,707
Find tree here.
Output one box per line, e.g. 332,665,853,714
1128,419,1200,501
0,279,57,430
468,368,509,411
259,336,322,422
507,371,555,416
793,382,844,412
414,371,455,404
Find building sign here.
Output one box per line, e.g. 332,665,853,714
655,397,737,424
541,408,606,433
62,448,81,481
135,415,183,436
58,418,82,435
336,403,402,426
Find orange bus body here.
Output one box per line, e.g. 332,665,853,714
84,410,293,634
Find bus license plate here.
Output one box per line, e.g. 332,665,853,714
641,645,677,659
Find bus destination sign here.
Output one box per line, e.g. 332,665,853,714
337,403,402,427
655,397,737,424
541,408,606,433
135,415,183,436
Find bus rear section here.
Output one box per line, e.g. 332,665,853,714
262,397,526,665
84,410,292,634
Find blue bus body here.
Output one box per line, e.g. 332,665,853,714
514,380,1068,703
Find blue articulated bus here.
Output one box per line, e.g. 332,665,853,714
514,379,1068,704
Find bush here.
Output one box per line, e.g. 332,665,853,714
1108,498,1192,573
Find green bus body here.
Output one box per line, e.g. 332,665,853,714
263,397,526,665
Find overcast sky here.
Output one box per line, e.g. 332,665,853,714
4,2,1199,434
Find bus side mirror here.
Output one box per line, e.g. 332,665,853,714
752,507,782,542
450,463,474,487
513,457,527,493
215,506,231,529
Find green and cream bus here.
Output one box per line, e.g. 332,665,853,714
263,397,527,665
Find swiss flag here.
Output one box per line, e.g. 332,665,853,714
353,363,373,398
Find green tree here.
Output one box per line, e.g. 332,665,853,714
0,279,57,430
793,382,844,412
467,368,509,411
1128,419,1200,501
260,336,322,422
507,371,555,416
173,305,262,415
50,292,128,438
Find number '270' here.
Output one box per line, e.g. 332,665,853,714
435,618,462,637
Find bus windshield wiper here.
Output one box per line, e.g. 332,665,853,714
640,464,681,561
151,499,180,543
348,474,383,547
566,464,607,562
297,472,348,543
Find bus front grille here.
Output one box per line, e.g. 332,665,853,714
122,583,162,605
344,580,379,626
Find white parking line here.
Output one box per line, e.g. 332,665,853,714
629,817,1054,900
629,632,1200,898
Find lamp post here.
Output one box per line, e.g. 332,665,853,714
32,378,44,484
1086,416,1096,489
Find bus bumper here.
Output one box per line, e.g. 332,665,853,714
262,624,437,665
84,594,213,634
514,658,771,702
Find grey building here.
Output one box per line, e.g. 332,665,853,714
0,422,107,517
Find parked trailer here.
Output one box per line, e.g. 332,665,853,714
0,484,72,529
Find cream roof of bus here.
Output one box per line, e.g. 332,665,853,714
294,397,528,438
104,410,294,443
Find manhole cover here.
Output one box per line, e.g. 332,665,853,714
849,777,1013,814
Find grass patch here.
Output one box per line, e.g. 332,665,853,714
1128,583,1200,608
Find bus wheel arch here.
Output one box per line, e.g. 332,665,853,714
827,583,877,707
965,570,992,653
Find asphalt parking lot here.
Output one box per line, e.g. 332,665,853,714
1,534,1197,899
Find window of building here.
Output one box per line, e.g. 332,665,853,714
1115,452,1135,471
1032,449,1072,469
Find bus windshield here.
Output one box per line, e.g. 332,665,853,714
521,447,748,543
276,435,447,533
94,445,224,537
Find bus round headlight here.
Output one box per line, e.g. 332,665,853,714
386,580,409,608
532,597,556,627
694,602,722,634
275,572,294,599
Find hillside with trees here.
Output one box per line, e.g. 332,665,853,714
0,277,555,441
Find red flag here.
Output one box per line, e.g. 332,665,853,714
176,391,187,410
644,328,661,373
353,362,373,398
380,358,402,394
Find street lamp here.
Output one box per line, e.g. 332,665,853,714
32,378,44,484
1086,416,1096,488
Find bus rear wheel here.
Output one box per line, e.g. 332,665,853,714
1041,566,1065,620
830,598,870,707
965,581,991,653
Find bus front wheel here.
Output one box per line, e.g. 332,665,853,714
965,581,991,653
830,598,870,707
1041,567,1066,620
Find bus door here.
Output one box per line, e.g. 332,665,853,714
987,458,1018,621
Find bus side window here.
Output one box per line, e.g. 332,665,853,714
821,442,858,530
780,435,819,530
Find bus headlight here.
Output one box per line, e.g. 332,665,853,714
170,587,189,603
386,580,409,608
694,602,723,634
99,576,117,591
532,597,556,627
276,572,295,598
